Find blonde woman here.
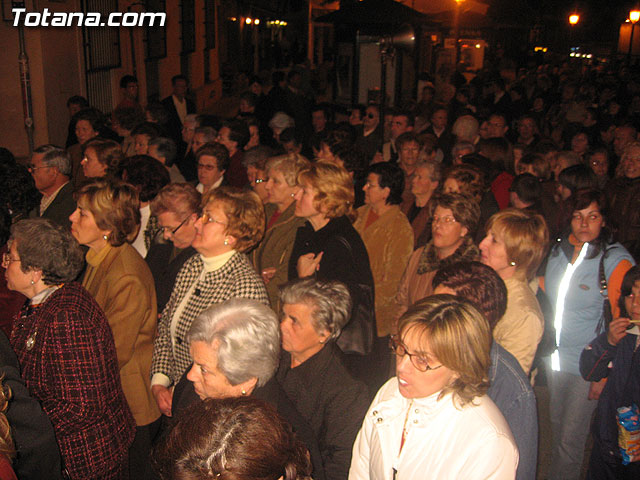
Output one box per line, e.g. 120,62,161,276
252,153,309,308
350,295,518,479
479,208,549,375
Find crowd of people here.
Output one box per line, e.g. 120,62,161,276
0,58,639,479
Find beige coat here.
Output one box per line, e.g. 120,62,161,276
354,205,414,336
493,276,544,375
83,243,161,426
251,202,306,310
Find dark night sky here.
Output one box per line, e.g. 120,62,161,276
489,0,638,43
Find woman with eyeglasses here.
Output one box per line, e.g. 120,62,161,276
70,178,161,478
542,188,634,480
150,186,268,419
195,142,229,195
393,193,480,332
146,183,201,312
7,218,135,479
350,295,518,480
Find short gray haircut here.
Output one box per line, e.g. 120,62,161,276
184,114,199,127
279,278,352,340
194,126,217,142
149,137,177,165
268,112,295,131
33,144,71,176
186,298,280,387
415,159,442,183
10,218,84,285
451,115,479,143
266,153,310,187
451,141,475,157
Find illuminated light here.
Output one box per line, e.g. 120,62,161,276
229,17,237,22
631,10,640,23
430,34,438,41
569,14,579,25
245,17,252,24
586,54,593,58
254,18,260,25
475,43,481,48
570,52,576,57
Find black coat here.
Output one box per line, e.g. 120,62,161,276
276,343,369,480
145,244,196,312
0,330,63,479
161,95,196,146
31,181,76,230
288,215,373,293
171,370,326,480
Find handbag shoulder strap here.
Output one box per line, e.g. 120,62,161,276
598,246,611,294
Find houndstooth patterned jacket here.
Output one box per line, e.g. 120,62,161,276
150,251,268,384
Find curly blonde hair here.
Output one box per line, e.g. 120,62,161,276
297,161,355,221
202,187,265,253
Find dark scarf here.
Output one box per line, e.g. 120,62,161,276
416,236,479,275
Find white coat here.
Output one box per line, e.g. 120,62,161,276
349,378,518,480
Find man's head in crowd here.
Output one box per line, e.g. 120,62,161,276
29,145,71,196
171,75,189,100
390,112,414,141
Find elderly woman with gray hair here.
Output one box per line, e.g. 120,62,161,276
5,219,135,479
276,278,369,480
169,297,325,480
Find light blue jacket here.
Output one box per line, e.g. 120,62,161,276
544,238,634,376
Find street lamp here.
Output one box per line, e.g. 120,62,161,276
568,13,579,55
629,9,640,63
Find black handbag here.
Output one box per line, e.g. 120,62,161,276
333,236,375,356
595,246,614,335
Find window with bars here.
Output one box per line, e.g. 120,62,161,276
146,0,167,60
205,1,216,50
81,0,121,114
181,0,195,54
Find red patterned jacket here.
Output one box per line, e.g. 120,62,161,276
11,282,135,479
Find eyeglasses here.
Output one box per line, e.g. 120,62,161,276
254,178,266,184
389,335,443,372
160,215,191,236
364,182,381,189
27,164,52,172
1,253,20,268
200,212,228,227
432,215,457,225
197,163,218,171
